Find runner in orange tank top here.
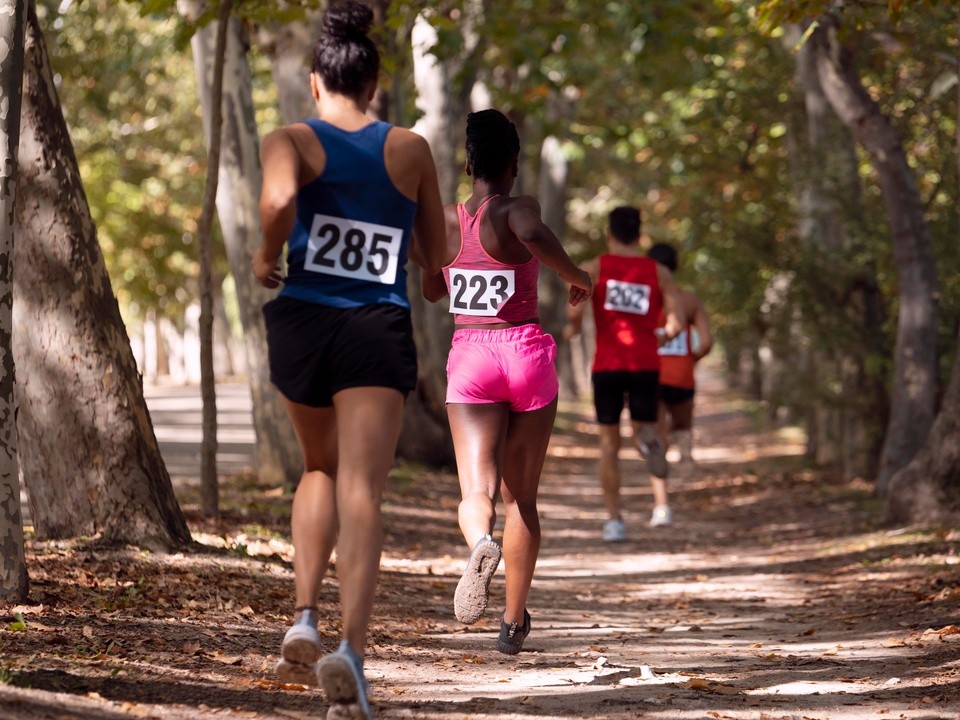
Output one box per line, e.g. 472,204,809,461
564,207,682,541
649,243,713,475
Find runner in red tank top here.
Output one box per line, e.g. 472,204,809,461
422,109,591,654
649,243,713,476
565,206,682,541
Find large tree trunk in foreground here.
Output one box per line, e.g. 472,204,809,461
811,15,939,492
186,10,302,486
13,1,190,549
884,326,960,524
0,0,28,601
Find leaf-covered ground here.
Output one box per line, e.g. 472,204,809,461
1,372,958,719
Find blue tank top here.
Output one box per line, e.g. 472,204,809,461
279,119,418,309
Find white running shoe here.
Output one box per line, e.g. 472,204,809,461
276,608,321,686
602,518,627,542
318,640,371,720
649,505,673,528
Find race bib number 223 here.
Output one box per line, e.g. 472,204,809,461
304,214,402,285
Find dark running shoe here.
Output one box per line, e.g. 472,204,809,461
641,435,669,480
496,609,531,655
454,535,502,624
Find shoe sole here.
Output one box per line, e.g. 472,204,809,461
495,637,526,655
275,658,319,686
454,539,502,625
318,655,370,720
276,624,321,686
645,443,669,479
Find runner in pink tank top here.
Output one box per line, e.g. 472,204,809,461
423,109,591,655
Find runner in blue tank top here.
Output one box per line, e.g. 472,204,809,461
252,2,445,717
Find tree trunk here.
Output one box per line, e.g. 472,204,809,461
811,15,939,492
788,24,885,479
254,13,322,124
884,326,960,524
396,10,484,467
537,134,578,400
13,0,190,549
0,0,28,601
184,6,302,486
194,0,233,517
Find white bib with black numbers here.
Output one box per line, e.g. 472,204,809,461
304,213,403,285
659,329,689,357
603,279,651,315
448,268,516,317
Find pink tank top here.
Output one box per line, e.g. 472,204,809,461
442,196,540,325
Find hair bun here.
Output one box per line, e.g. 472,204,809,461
323,0,374,40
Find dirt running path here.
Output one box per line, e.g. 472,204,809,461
1,370,958,719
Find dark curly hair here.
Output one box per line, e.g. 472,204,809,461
647,242,678,272
465,109,521,182
312,0,379,99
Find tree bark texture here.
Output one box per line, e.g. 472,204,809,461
789,25,885,479
884,326,960,524
255,13,322,125
195,0,233,517
187,12,302,487
13,1,190,548
0,0,28,601
537,134,578,400
396,11,484,467
811,16,939,491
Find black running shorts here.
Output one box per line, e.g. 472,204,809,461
591,370,660,425
263,296,418,408
659,384,695,406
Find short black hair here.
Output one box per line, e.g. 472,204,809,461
465,109,520,182
608,206,641,244
647,242,678,273
312,0,379,100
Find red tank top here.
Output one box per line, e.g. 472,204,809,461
442,197,540,325
658,318,696,389
591,255,662,372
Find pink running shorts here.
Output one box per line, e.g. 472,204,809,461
445,323,558,412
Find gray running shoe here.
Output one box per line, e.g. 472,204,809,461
454,535,502,624
641,436,669,479
276,608,321,686
602,518,627,542
318,640,371,720
650,504,673,527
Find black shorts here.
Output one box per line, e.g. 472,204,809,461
263,296,417,408
592,370,660,425
659,384,695,406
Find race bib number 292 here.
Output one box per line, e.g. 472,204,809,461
604,279,651,315
305,214,402,285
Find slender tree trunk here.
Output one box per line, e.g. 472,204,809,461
0,0,27,601
397,10,485,467
537,133,578,399
254,13,322,124
194,0,233,517
811,15,939,492
183,5,302,486
13,0,190,549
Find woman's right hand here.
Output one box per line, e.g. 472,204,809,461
252,247,284,289
567,269,592,307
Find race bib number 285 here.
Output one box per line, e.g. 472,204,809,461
305,214,402,285
604,279,651,315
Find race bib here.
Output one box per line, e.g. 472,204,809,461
304,214,403,285
659,329,689,357
448,268,516,317
604,279,651,315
